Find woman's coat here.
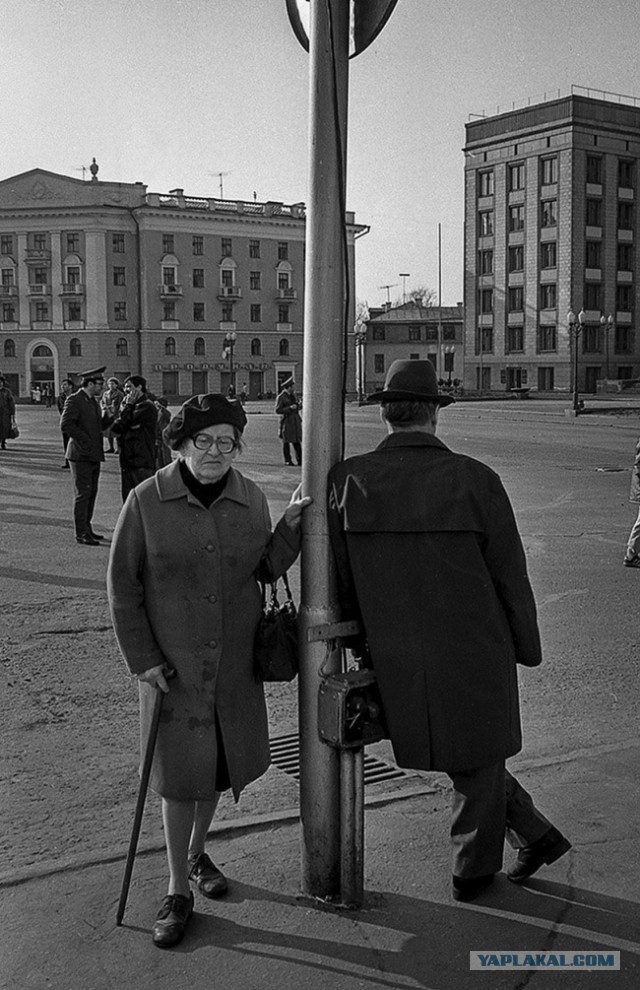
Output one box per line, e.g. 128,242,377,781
107,459,299,801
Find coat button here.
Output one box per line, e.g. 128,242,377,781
208,639,218,649
206,544,215,552
208,594,217,603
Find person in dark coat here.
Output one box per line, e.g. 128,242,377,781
623,435,640,566
60,367,110,545
107,394,311,949
57,378,76,468
275,378,302,465
109,375,158,501
327,360,571,903
0,375,16,450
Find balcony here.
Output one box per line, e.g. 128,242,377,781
28,283,50,295
60,283,85,295
31,320,52,330
159,283,183,297
277,287,298,300
217,285,242,299
25,248,50,260
0,284,17,297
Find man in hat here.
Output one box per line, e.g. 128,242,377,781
275,378,302,466
60,367,110,545
327,359,570,902
109,375,158,501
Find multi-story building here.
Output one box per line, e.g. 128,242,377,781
359,301,464,398
464,89,640,394
0,165,365,400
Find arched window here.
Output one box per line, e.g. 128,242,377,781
194,337,205,356
116,337,128,357
251,337,262,356
3,338,15,358
165,336,176,356
69,338,82,357
279,338,290,357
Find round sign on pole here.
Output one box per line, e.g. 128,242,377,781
285,0,398,58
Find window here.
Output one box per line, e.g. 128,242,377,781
114,301,127,321
478,288,493,314
249,239,260,258
538,367,555,391
277,241,289,260
508,245,524,272
541,199,557,227
584,283,602,310
478,211,494,236
477,327,493,353
66,266,81,285
506,326,524,352
33,267,48,285
541,157,558,185
618,201,634,230
69,338,82,357
116,337,128,356
194,337,205,355
619,160,634,188
618,243,634,271
278,304,290,323
251,338,262,356
163,301,176,321
540,241,557,268
112,233,125,253
162,234,174,254
35,302,49,320
586,155,603,184
372,327,386,341
582,325,602,352
409,326,421,341
586,199,602,226
221,303,233,321
616,327,632,353
617,285,634,311
538,326,557,352
165,337,176,356
192,235,203,256
250,271,261,290
250,304,262,322
113,266,126,286
478,249,493,275
2,303,16,321
67,301,82,321
4,338,15,357
1,235,13,255
277,270,291,290
66,232,80,253
509,205,525,231
508,286,524,311
162,266,176,286
221,238,232,257
193,302,205,321
374,354,385,374
279,338,290,356
585,241,602,268
539,284,557,309
193,268,204,288
1,268,14,286
33,233,46,251
478,170,494,196
509,163,525,191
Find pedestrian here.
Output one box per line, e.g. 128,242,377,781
327,359,571,903
101,377,124,453
623,434,640,567
57,378,76,469
275,378,302,466
153,396,172,469
60,366,110,546
0,375,16,451
109,376,158,501
107,393,311,948
239,382,248,405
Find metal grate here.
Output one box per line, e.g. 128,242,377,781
270,732,410,785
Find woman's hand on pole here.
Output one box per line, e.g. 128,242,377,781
283,484,313,531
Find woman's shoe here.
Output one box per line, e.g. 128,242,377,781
188,852,228,898
623,553,640,568
152,892,194,948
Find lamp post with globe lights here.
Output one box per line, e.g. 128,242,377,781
567,308,586,414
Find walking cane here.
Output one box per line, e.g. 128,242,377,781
116,669,175,926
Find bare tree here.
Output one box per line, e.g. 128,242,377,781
392,286,436,309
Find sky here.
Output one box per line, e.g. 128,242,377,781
3,0,640,311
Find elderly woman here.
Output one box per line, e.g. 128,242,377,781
107,394,310,949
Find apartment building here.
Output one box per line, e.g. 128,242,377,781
464,90,640,394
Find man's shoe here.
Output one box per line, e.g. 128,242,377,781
623,553,640,568
89,531,105,540
75,533,101,546
452,873,495,902
61,462,70,469
152,892,194,948
188,852,228,898
507,826,571,883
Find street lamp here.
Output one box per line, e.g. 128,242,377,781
567,308,586,414
354,326,367,402
443,344,456,385
600,313,614,381
223,330,237,393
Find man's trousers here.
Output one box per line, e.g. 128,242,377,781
69,460,101,538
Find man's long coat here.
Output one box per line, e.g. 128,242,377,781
328,432,542,774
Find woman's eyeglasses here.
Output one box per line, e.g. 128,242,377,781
192,434,237,453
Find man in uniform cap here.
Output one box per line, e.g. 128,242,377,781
328,360,571,902
60,367,111,545
275,378,302,466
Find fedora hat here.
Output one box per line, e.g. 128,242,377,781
367,360,455,406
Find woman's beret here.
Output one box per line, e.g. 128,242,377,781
164,393,247,450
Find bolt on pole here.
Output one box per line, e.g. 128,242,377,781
298,0,350,899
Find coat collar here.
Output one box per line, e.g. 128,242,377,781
375,431,449,453
154,458,250,506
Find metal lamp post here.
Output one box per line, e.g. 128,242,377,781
354,328,367,401
224,330,237,393
567,308,585,414
600,313,614,381
444,344,455,385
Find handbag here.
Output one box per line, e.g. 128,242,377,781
254,571,299,682
9,419,19,439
